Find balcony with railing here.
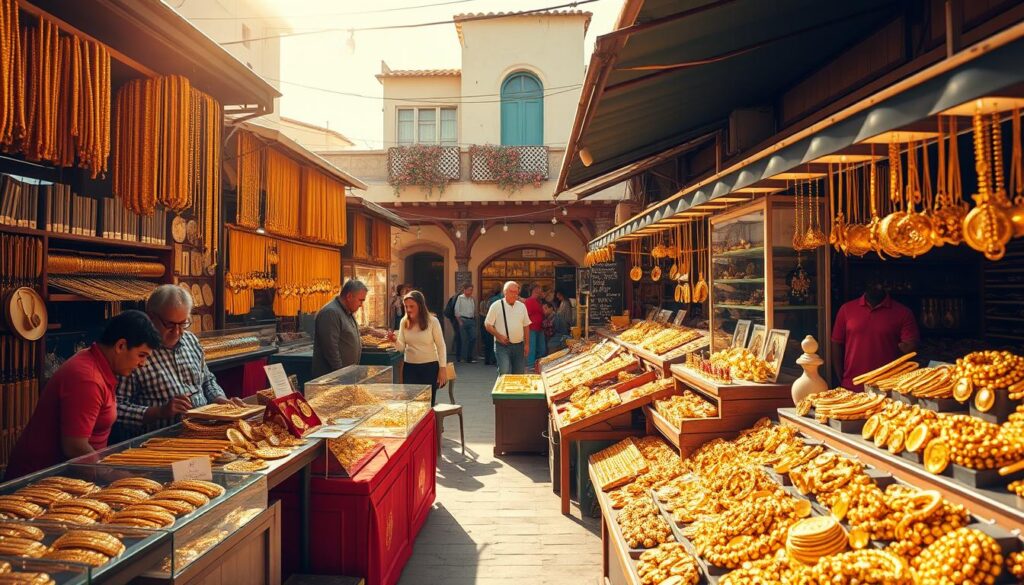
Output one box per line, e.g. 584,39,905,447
387,145,461,182
470,145,549,182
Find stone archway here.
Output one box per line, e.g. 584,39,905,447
476,244,576,303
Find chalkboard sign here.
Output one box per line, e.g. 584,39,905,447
587,260,624,326
554,266,577,298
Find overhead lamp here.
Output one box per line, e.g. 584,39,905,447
551,216,557,224
255,227,265,234
549,229,555,237
455,228,462,239
529,224,536,236
579,147,594,167
562,207,568,216
480,225,487,235
503,222,509,232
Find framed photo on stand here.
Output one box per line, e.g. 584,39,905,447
761,329,790,383
732,320,752,348
747,324,768,357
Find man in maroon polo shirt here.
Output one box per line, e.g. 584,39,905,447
4,310,161,480
831,278,919,391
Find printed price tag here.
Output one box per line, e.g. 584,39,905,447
264,363,293,398
172,456,213,481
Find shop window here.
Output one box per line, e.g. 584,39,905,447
396,107,457,145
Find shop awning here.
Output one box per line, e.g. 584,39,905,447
587,19,1024,250
557,0,903,195
239,122,369,191
23,0,280,112
346,196,411,230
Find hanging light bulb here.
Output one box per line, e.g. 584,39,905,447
529,224,536,236
562,207,568,216
480,225,487,235
550,229,555,237
551,216,557,225
416,227,422,239
503,222,509,232
455,228,462,239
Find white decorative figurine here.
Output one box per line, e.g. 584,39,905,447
792,335,827,405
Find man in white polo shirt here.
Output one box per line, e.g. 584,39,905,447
484,280,531,375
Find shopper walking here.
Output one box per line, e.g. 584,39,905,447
485,281,531,375
390,284,408,330
481,285,502,365
454,283,477,363
523,283,546,369
392,291,448,406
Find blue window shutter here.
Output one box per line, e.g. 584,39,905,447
500,73,543,146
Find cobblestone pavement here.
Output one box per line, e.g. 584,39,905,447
397,361,602,585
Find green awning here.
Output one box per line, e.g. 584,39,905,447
558,0,901,193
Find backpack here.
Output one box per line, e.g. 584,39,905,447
443,295,457,320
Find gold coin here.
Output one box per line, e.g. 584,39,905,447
790,516,837,539
848,528,869,549
862,414,880,440
924,439,950,474
953,377,973,402
629,266,642,282
171,216,187,243
651,266,662,281
793,499,812,518
298,402,312,418
905,424,930,453
974,387,995,412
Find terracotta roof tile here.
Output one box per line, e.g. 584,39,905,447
376,68,461,80
453,10,592,44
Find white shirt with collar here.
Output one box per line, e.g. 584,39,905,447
484,298,531,344
455,294,476,319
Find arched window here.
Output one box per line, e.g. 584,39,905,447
500,72,543,146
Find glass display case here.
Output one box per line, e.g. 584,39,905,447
304,383,431,438
197,324,277,361
0,521,169,583
0,556,93,584
305,365,394,391
709,197,828,379
344,263,388,328
0,464,268,580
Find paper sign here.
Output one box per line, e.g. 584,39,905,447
264,363,293,398
172,455,213,481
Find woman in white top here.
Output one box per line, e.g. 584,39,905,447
394,290,448,405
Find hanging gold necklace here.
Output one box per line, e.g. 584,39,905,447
1008,107,1024,237
963,111,1013,260
681,222,692,303
693,220,709,303
803,176,827,248
845,160,872,257
629,240,642,281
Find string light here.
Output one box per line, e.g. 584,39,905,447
480,225,487,235
562,207,568,216
549,229,555,237
529,224,535,236
551,216,557,224
455,228,462,239
503,222,509,232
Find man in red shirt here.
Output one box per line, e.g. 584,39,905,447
524,283,546,370
4,310,161,480
831,278,919,391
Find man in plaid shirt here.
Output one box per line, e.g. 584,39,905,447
114,285,245,438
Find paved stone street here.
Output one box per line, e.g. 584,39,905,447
397,361,602,585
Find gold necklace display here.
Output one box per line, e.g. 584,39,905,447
693,219,708,303
1010,107,1024,237
963,111,1013,260
264,147,301,236
931,116,967,245
629,241,641,281
236,130,263,229
300,168,347,246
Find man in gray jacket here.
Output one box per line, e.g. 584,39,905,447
311,280,368,378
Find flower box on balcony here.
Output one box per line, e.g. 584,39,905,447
388,145,461,194
469,145,548,192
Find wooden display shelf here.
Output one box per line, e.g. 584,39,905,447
591,464,643,585
595,329,698,377
779,408,1024,530
543,350,633,403
48,231,171,252
550,370,670,515
644,405,759,458
670,364,792,401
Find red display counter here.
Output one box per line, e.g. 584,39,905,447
305,412,437,585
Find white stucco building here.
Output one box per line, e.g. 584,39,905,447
321,11,627,316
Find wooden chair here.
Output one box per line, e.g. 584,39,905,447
433,362,465,456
